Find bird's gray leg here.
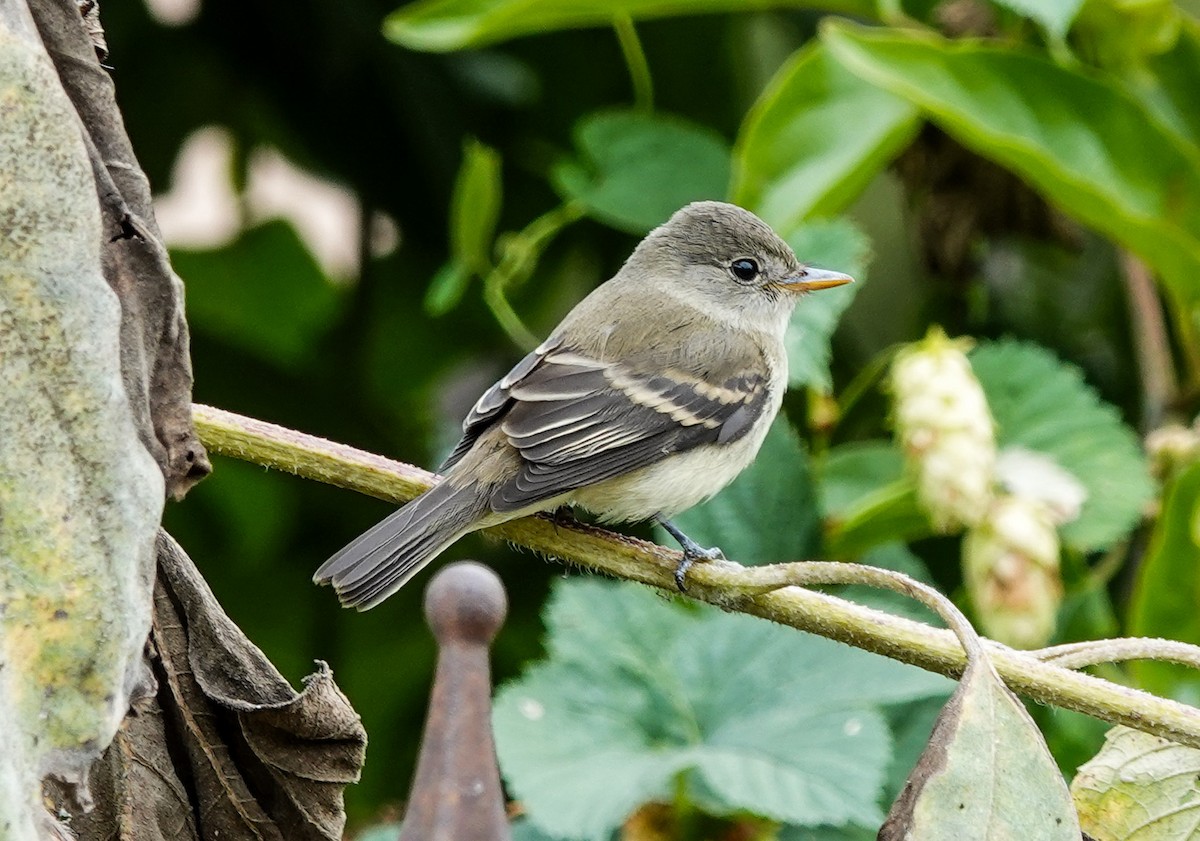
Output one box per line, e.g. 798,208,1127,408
547,505,579,529
657,518,725,591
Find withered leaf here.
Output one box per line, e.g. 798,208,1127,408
879,657,1079,840
49,535,367,841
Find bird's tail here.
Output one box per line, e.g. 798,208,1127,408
314,480,488,610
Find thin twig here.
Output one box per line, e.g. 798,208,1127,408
1032,638,1200,672
700,561,984,662
192,404,1200,749
1120,250,1178,430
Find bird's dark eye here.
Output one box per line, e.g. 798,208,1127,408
730,258,760,282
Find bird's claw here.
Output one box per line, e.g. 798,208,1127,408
673,544,724,592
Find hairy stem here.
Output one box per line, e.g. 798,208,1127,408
192,404,1200,749
1032,638,1200,672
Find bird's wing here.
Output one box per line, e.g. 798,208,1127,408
439,335,565,472
441,338,772,512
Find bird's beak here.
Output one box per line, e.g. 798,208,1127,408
772,268,855,293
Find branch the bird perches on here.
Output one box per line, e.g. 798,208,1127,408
192,403,1200,750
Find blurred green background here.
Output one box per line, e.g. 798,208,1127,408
95,0,1200,832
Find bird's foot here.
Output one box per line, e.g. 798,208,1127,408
547,505,581,529
658,519,725,592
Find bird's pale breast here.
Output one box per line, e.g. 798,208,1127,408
569,377,782,522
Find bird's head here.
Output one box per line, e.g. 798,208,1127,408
627,201,854,331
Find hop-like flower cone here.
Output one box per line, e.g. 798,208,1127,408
1145,421,1200,481
964,494,1063,649
890,327,996,532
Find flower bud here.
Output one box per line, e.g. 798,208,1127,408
890,328,997,532
1145,422,1200,481
963,494,1063,649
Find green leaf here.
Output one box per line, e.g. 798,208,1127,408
552,110,731,235
784,219,871,391
1124,18,1200,149
820,442,931,558
657,419,820,566
733,41,921,234
426,140,502,315
511,819,579,841
778,824,876,841
822,21,1200,328
451,138,502,276
423,261,472,315
1072,0,1184,70
385,0,880,52
819,441,905,520
879,656,1079,839
494,578,952,840
969,340,1152,553
172,220,343,369
1129,461,1200,702
1072,726,1200,841
990,0,1085,41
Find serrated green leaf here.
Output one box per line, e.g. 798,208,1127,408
450,138,502,275
385,0,880,52
494,578,952,840
1129,461,1200,702
969,340,1152,552
495,663,679,841
879,657,1079,839
822,21,1200,330
511,818,581,841
733,41,921,234
172,220,342,369
785,219,870,392
1072,726,1200,841
990,0,1085,41
687,704,891,827
778,824,876,841
820,442,931,558
551,110,731,235
657,419,820,566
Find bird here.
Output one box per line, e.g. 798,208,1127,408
315,201,853,609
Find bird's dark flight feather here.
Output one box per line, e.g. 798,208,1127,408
441,343,770,514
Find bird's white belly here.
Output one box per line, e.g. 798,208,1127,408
570,415,773,523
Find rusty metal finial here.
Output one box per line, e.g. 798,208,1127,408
399,561,510,841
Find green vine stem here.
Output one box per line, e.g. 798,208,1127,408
483,201,585,350
613,12,654,113
192,403,1200,749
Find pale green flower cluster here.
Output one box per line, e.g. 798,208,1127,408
890,328,995,532
1145,419,1200,481
890,329,1084,648
963,494,1062,649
